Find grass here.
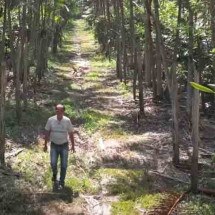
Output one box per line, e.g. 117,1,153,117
179,195,215,215
69,83,82,91
94,168,169,214
74,19,97,53
81,109,112,134
112,200,138,215
85,70,100,81
11,147,100,194
91,54,116,69
11,148,49,187
95,168,149,199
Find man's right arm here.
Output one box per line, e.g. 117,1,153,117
44,119,51,152
44,130,50,152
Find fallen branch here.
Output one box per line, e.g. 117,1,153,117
6,148,24,158
198,188,215,196
149,170,190,184
199,148,213,155
167,191,189,215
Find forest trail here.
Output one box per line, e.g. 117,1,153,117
42,19,189,214
2,19,215,215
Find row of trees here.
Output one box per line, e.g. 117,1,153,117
0,0,79,166
87,0,215,192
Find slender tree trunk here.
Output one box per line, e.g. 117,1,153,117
144,0,153,86
137,52,144,115
153,0,171,90
129,0,138,100
16,43,22,122
8,3,22,122
0,0,7,165
153,0,180,164
210,0,215,106
171,0,182,165
187,2,194,117
191,67,200,193
21,2,28,110
119,0,127,84
115,0,122,81
155,37,162,98
0,62,6,166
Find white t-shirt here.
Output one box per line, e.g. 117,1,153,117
45,115,74,145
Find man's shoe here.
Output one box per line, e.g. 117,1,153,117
59,181,65,190
52,180,59,192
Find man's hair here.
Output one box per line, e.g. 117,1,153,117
55,104,65,111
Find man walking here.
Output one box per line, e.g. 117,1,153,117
44,104,75,189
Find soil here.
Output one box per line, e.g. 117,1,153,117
2,18,215,215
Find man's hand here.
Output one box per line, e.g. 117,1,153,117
44,144,48,152
43,130,50,152
69,144,75,153
69,132,75,153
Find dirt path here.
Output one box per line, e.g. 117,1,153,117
3,19,215,215
62,20,188,215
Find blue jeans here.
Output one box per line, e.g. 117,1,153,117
50,142,68,185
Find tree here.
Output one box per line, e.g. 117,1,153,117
0,0,7,166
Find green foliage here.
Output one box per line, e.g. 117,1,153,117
65,176,96,193
12,149,49,187
117,82,130,95
64,104,77,118
91,54,116,68
182,195,215,215
96,168,149,199
160,1,178,31
190,82,215,94
85,71,100,81
136,193,165,209
81,109,112,134
111,200,138,215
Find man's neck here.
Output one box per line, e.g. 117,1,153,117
57,115,63,121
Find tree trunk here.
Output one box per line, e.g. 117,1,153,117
210,0,215,106
133,49,138,100
191,68,200,193
144,0,153,87
0,0,7,166
153,0,180,164
114,0,123,81
171,0,182,165
16,43,22,122
137,53,144,115
128,0,138,100
155,37,162,98
186,2,194,117
22,2,28,110
119,0,127,84
0,62,6,166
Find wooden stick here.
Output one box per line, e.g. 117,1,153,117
198,188,215,196
167,191,189,215
6,148,24,158
199,147,213,155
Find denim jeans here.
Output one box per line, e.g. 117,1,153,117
50,142,68,185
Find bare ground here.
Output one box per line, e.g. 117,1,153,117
2,19,215,215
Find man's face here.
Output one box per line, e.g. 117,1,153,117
55,107,64,118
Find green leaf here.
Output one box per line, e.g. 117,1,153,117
190,82,215,94
210,48,215,54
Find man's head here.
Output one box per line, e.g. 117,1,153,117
55,104,65,119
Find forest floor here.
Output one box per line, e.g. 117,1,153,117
1,19,215,215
